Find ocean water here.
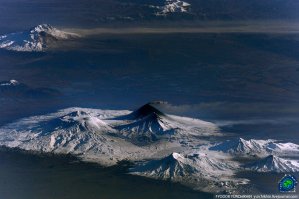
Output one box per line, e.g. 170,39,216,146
237,171,299,194
0,150,212,199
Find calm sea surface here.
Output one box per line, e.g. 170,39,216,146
0,150,212,199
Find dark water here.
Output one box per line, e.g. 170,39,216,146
0,150,212,199
237,171,299,194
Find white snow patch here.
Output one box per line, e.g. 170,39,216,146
156,0,191,16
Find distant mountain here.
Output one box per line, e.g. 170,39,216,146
114,0,193,19
1,1,297,28
114,0,299,21
245,155,299,173
0,79,20,86
209,138,299,157
0,80,28,97
0,79,60,99
155,0,191,16
0,24,79,52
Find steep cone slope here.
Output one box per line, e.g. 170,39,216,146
116,102,166,120
130,152,197,179
115,102,220,144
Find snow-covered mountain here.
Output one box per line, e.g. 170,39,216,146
0,79,60,99
209,138,299,157
130,151,246,192
245,155,299,173
120,0,299,20
130,152,197,179
0,24,79,52
114,103,220,144
0,103,298,193
0,80,27,95
116,112,175,143
130,152,238,179
0,80,20,86
156,0,191,16
0,104,220,165
0,107,145,166
45,110,113,134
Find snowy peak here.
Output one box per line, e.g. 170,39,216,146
166,152,186,163
157,0,191,16
31,24,55,34
116,112,174,144
29,24,78,40
32,110,111,136
245,155,299,173
130,152,196,179
114,102,174,143
0,79,29,96
0,24,79,52
171,152,183,159
113,102,221,144
0,79,60,99
58,110,110,132
130,152,239,182
61,110,90,119
0,80,20,86
233,138,262,154
124,112,170,132
209,138,264,155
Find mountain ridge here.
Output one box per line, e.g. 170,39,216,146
209,138,299,156
245,155,299,173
